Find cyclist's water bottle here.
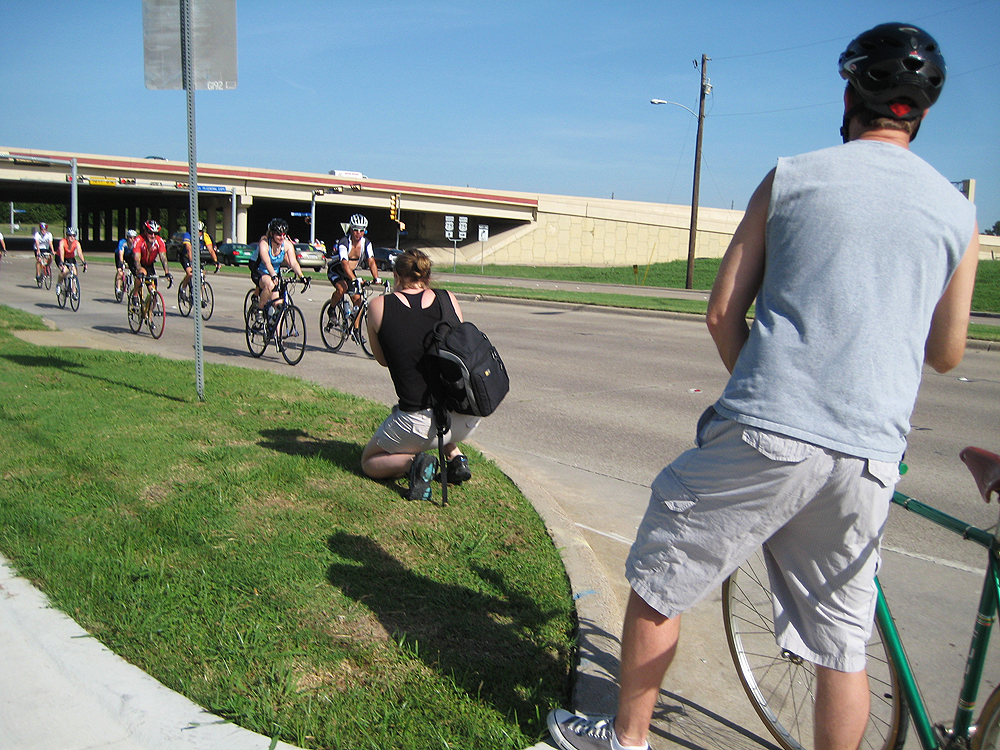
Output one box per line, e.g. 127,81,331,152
342,298,353,318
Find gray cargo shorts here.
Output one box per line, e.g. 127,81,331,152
626,409,898,672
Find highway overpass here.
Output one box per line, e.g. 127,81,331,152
0,146,750,267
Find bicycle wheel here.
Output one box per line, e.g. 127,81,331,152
278,305,306,365
177,284,192,317
243,289,259,323
127,295,143,333
43,265,52,290
200,281,214,320
69,276,80,311
723,547,907,750
319,300,348,352
974,685,1000,750
55,278,67,308
245,308,268,357
356,306,375,358
148,291,166,339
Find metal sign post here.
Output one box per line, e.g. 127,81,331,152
478,224,488,274
144,0,236,401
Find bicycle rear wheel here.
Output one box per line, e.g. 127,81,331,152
69,276,80,311
148,291,166,339
200,281,214,320
356,306,374,358
723,547,907,750
319,300,348,352
974,685,1000,750
127,295,143,333
177,284,192,317
278,305,306,365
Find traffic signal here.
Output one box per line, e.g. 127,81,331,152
389,193,399,221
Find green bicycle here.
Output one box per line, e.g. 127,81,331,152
724,447,1000,750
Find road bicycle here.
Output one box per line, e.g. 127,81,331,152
114,266,134,303
177,266,214,320
54,263,84,311
319,278,389,357
723,447,1000,750
244,271,309,366
127,273,171,340
36,252,53,289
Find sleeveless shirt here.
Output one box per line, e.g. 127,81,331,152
378,289,460,412
714,140,976,462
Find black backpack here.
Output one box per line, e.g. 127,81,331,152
423,291,509,503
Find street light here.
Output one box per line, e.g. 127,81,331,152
651,54,710,289
310,189,324,244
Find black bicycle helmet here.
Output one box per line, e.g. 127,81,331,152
268,218,288,236
839,23,945,121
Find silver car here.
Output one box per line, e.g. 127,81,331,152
293,243,326,272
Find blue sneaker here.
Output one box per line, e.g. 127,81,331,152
406,452,438,502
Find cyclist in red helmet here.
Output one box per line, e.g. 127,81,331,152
131,220,172,301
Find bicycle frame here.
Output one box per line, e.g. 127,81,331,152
876,491,1000,749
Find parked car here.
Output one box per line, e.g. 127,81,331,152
167,231,216,264
372,246,402,271
216,242,255,266
293,243,326,272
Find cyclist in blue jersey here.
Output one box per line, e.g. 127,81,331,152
248,218,307,322
115,229,138,296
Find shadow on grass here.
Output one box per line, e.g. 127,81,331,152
325,530,568,730
258,427,364,476
0,353,187,402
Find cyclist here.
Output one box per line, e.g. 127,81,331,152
178,221,220,305
547,23,979,750
56,228,87,290
326,214,382,329
0,230,6,258
34,222,54,285
132,220,172,300
249,218,308,323
115,229,137,296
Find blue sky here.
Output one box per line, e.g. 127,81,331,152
3,0,998,229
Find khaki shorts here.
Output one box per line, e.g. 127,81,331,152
373,406,480,455
626,409,898,672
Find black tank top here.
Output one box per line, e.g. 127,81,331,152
378,289,460,411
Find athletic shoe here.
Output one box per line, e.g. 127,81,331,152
438,455,472,484
547,710,649,750
406,452,438,502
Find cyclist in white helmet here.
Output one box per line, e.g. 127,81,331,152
34,222,54,285
326,213,382,329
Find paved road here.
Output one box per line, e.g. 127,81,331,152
2,254,998,749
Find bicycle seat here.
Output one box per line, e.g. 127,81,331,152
959,447,1000,504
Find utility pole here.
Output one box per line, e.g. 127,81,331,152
686,54,710,290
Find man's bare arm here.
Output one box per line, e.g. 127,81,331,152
706,170,773,373
925,229,980,373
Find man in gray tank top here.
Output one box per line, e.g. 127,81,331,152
548,23,980,750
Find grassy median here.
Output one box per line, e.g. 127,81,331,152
444,258,1000,341
0,305,574,750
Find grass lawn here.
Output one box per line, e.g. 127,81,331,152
0,305,574,750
